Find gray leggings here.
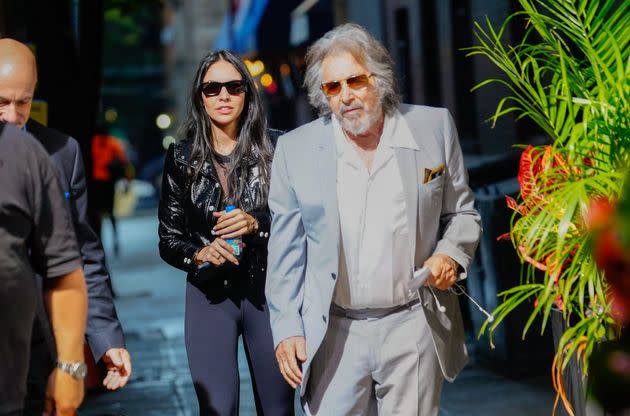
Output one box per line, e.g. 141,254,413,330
185,282,294,416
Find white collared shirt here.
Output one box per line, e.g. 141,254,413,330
332,112,417,309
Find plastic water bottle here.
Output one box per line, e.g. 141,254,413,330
225,205,242,258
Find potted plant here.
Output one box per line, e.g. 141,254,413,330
465,0,629,413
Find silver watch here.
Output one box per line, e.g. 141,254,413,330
56,361,88,380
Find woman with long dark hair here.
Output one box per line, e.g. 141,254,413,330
158,50,294,415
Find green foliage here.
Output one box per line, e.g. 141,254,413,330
466,0,629,376
103,0,164,67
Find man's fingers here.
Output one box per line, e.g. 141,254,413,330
296,338,307,362
280,357,302,387
118,373,131,388
103,370,115,389
106,372,122,390
121,350,132,376
278,362,297,388
43,397,53,415
276,338,304,388
285,353,303,382
56,404,78,416
106,349,124,367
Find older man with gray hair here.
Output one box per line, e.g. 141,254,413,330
266,23,482,415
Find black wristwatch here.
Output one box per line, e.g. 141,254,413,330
56,361,88,380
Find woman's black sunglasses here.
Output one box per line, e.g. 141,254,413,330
200,80,247,97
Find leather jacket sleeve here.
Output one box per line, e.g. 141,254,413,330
158,144,202,273
243,128,281,247
244,209,271,247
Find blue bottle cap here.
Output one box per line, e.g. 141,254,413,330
226,205,236,212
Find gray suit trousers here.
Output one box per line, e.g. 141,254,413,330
303,303,443,416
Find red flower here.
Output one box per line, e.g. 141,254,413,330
594,228,630,324
587,198,617,232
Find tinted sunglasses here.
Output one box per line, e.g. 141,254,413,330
320,74,373,97
200,80,247,97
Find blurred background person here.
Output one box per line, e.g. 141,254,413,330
0,122,87,416
158,49,293,415
91,123,131,256
0,38,131,415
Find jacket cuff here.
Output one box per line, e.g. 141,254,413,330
245,211,271,246
86,329,126,363
433,239,472,281
182,243,203,273
270,314,305,350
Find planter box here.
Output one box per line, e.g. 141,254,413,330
550,309,611,416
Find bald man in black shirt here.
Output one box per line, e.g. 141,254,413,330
0,123,87,416
0,38,131,415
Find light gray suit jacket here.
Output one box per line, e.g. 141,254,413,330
266,104,482,395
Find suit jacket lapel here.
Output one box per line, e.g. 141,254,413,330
394,147,419,268
316,122,341,263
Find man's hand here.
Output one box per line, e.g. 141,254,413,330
275,336,307,389
43,368,84,416
102,348,132,390
424,253,458,290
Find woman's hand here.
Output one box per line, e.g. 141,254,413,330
195,239,239,266
212,208,258,239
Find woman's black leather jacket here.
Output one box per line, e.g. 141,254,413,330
158,130,281,291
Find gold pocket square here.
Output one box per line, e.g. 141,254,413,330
423,165,445,184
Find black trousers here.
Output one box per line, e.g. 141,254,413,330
185,280,294,416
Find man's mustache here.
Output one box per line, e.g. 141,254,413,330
340,104,364,116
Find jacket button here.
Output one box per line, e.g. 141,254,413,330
209,205,215,211
331,272,336,280
224,280,228,286
322,315,327,323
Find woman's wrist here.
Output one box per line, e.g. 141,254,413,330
193,247,205,265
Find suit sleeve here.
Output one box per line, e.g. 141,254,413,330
265,137,306,349
433,110,482,280
69,139,125,361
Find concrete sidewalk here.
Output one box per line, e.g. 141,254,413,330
79,214,556,415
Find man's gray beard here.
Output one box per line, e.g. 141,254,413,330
336,108,382,136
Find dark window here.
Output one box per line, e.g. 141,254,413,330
394,8,412,103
